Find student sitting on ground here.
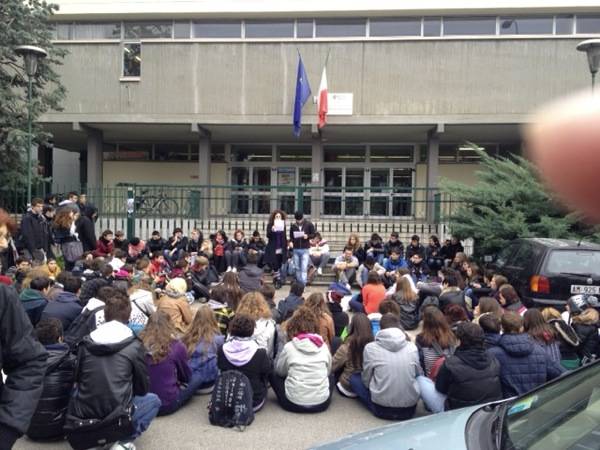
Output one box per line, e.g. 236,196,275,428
333,246,359,287
498,284,527,316
92,229,114,258
478,313,502,348
304,292,335,351
383,232,404,260
350,313,420,420
488,312,564,398
382,248,407,285
408,252,430,283
190,256,218,301
236,292,276,357
390,276,420,331
541,307,581,370
225,229,247,273
260,284,279,322
41,274,83,331
238,251,263,294
64,291,161,449
276,281,305,324
364,233,385,265
156,278,193,333
326,284,350,338
332,313,373,398
19,276,50,326
141,310,205,415
350,271,386,315
416,306,458,378
217,314,272,412
246,230,266,266
27,318,76,441
207,285,236,335
309,232,330,276
271,307,333,413
524,308,561,366
357,255,385,288
181,305,225,394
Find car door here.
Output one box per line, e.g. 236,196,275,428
490,241,521,274
502,242,538,297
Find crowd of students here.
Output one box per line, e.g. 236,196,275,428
0,202,598,449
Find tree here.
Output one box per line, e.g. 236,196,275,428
441,146,599,257
0,0,66,193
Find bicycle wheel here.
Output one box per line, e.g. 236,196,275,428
159,198,179,216
136,198,151,217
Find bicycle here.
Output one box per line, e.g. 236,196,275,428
134,189,179,217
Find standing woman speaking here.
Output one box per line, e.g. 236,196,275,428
265,209,287,290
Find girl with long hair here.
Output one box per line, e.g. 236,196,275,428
237,291,276,356
524,308,561,365
416,306,458,377
499,284,527,316
304,292,335,350
541,307,581,369
181,306,224,392
211,230,228,273
331,313,373,397
141,311,205,415
347,233,365,264
264,209,287,289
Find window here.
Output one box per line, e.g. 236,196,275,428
54,23,73,40
73,23,121,39
323,145,366,162
423,17,441,36
369,18,421,37
546,250,600,277
192,21,241,38
123,43,141,77
174,21,191,38
124,22,172,39
115,143,151,160
245,20,294,38
211,144,225,163
577,15,600,34
499,16,553,35
439,145,457,163
315,19,366,37
457,144,497,163
277,145,312,162
155,144,190,161
443,16,496,35
231,145,272,162
297,20,313,38
556,15,574,34
370,145,414,162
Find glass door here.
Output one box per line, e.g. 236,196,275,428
230,167,271,214
277,167,296,214
392,168,413,217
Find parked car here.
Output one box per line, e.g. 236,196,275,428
313,360,600,450
488,238,600,307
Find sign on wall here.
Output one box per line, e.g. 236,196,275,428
328,93,353,115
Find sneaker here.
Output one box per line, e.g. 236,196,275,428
274,278,282,290
226,266,232,272
232,267,237,273
317,267,323,276
345,283,352,292
110,442,136,450
336,381,357,398
196,384,215,395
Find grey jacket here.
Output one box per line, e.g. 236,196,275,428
362,327,420,408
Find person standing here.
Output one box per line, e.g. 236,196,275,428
20,198,50,264
265,210,287,289
289,211,315,286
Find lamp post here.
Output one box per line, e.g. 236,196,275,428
14,45,47,206
576,39,600,92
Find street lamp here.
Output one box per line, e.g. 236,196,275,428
14,45,47,206
576,39,600,92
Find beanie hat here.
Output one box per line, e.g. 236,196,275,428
166,277,187,296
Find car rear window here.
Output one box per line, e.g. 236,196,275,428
545,250,600,276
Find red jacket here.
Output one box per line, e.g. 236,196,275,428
92,238,114,257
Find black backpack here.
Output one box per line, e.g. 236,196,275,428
64,305,104,350
208,370,254,430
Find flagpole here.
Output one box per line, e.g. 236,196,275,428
324,49,331,68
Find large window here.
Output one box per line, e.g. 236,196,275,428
124,22,172,39
193,21,241,38
297,20,314,38
370,145,414,162
323,145,366,163
577,15,600,34
315,19,366,37
370,18,421,37
423,17,442,36
439,144,499,163
230,167,271,214
443,16,497,35
245,20,294,38
277,145,312,162
123,43,141,77
499,16,553,35
231,145,272,162
174,21,191,38
73,23,121,39
556,15,574,34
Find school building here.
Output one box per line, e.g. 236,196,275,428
40,0,597,223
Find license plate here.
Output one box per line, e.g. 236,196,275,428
570,285,600,295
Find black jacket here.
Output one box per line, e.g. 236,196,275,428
165,236,187,253
247,238,266,253
41,291,83,331
264,226,287,269
328,302,349,337
68,321,149,421
383,240,404,259
435,347,502,410
405,243,426,259
226,238,247,252
27,343,76,440
20,211,50,255
0,285,47,446
439,289,467,312
239,264,263,293
146,237,166,257
289,220,315,250
76,215,97,253
572,321,599,359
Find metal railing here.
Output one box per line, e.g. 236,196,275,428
0,183,458,223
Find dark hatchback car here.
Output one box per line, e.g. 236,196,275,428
490,238,600,307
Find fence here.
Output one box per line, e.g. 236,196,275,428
0,183,459,222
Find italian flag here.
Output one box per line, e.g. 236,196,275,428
317,66,328,129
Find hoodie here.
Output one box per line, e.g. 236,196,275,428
218,338,272,407
41,291,82,331
252,318,276,357
19,288,48,326
239,263,263,293
488,333,564,398
362,327,420,408
68,321,148,421
275,334,331,406
146,340,191,408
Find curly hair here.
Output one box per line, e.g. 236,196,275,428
285,306,319,339
304,292,329,318
236,291,272,320
268,209,286,227
181,305,220,356
53,208,74,229
141,310,176,363
0,208,17,235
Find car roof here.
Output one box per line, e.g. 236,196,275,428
520,238,600,250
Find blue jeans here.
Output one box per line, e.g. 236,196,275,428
130,393,161,439
367,252,384,265
417,376,446,413
158,374,206,416
293,249,310,285
349,373,416,420
349,294,365,313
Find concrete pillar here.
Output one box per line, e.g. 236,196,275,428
426,129,440,223
198,135,211,219
311,137,323,219
86,129,103,189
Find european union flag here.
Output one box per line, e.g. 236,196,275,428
293,54,311,137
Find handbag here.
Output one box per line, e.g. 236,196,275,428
62,240,83,263
64,404,135,450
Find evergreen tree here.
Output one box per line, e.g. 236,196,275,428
0,0,66,193
441,146,599,257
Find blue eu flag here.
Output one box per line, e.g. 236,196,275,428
293,55,311,137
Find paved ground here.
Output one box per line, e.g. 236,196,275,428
15,284,429,450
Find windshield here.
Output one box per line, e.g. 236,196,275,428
545,250,600,277
502,361,600,449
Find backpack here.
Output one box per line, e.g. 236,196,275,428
419,295,440,317
428,341,456,382
208,370,254,430
64,305,105,349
